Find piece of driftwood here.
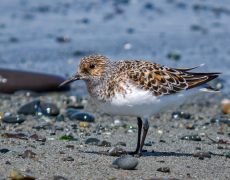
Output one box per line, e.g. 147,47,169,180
0,68,70,93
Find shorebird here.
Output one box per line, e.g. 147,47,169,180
60,55,220,156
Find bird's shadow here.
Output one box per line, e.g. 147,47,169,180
79,149,192,157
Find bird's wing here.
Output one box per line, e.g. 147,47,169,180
123,61,220,96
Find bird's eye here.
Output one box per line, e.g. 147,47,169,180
89,64,95,69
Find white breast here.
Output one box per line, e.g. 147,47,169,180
94,83,189,117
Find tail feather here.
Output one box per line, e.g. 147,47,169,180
183,72,220,90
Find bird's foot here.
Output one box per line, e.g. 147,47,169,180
128,150,142,157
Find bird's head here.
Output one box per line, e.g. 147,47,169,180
59,55,109,87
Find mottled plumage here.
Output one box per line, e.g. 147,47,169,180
60,55,220,156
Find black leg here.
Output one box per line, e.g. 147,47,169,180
135,117,142,153
129,117,142,155
138,118,149,156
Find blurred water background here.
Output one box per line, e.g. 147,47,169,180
0,0,229,94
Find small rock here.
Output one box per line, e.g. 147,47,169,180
30,134,46,142
71,124,78,130
69,111,95,122
53,176,68,180
123,43,132,50
210,116,230,126
62,156,74,161
9,37,19,43
108,147,127,156
66,145,74,149
185,123,195,130
56,36,71,43
126,28,135,34
18,100,59,116
0,111,4,120
172,111,191,119
167,51,181,61
193,152,211,160
181,134,201,141
72,50,91,57
85,138,100,145
221,99,230,115
157,167,171,173
190,24,207,33
5,161,11,165
112,155,138,170
9,169,35,180
2,115,25,124
79,121,90,128
144,141,154,146
144,2,154,10
56,114,65,121
115,142,126,147
159,139,166,143
98,140,111,147
0,148,10,153
224,151,230,158
21,150,36,159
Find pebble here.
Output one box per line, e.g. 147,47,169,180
193,152,211,160
114,119,122,126
172,111,191,119
53,176,68,180
225,151,230,158
210,116,230,126
68,111,95,122
56,36,71,43
30,134,46,142
0,111,4,120
85,138,100,145
108,147,127,156
2,115,25,124
72,50,91,57
18,100,59,116
221,99,230,115
79,121,90,128
112,155,138,170
62,156,74,161
56,114,65,121
21,150,36,159
9,169,35,180
144,141,154,146
66,145,74,149
32,123,53,130
185,123,195,130
123,43,132,50
181,134,201,141
115,142,126,147
144,2,154,10
167,51,181,61
157,167,171,173
98,140,111,147
0,148,10,153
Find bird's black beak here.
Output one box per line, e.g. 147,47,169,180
59,73,81,87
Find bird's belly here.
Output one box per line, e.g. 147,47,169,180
94,85,191,117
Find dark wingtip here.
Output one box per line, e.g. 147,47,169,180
186,72,221,89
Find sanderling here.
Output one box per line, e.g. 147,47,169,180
60,55,220,156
